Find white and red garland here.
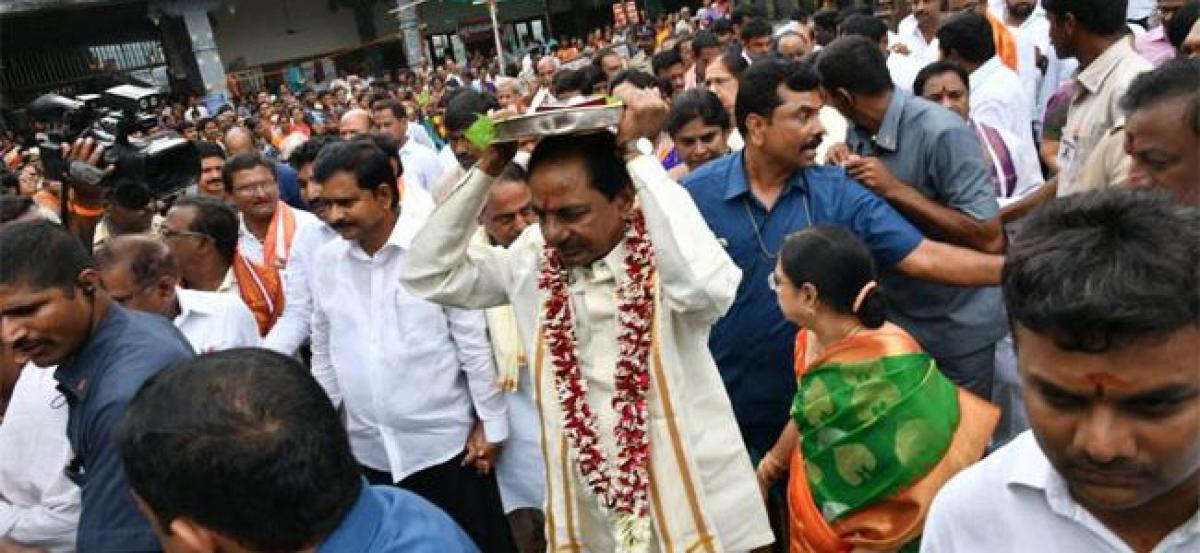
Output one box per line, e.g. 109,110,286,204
537,209,656,552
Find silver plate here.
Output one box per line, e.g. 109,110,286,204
492,105,624,142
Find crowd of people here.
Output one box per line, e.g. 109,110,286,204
1,0,1198,552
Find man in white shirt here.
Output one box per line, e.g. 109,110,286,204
95,235,260,353
898,0,945,68
0,358,78,553
370,99,444,194
263,136,342,355
923,190,1200,553
403,86,773,552
309,140,515,552
223,153,322,335
938,11,1043,192
1000,0,1077,137
161,195,241,296
406,116,437,150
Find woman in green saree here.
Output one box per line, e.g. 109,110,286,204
757,226,999,553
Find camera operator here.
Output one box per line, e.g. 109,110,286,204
54,136,113,248
92,181,161,248
0,220,194,551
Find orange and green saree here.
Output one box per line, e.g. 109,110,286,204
788,325,999,553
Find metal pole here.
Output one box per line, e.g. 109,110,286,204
488,0,505,72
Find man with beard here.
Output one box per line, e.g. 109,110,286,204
819,37,1007,400
922,189,1200,553
309,140,513,552
683,57,1006,484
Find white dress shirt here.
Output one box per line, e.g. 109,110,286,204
888,50,924,92
174,287,261,353
0,365,79,552
406,121,436,150
236,205,322,267
969,56,1044,194
398,139,446,194
898,22,940,70
311,187,507,481
1127,0,1157,21
263,222,340,354
898,14,918,39
436,144,461,177
923,431,1200,553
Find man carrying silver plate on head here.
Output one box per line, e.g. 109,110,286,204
402,85,773,552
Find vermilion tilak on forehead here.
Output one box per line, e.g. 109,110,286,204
1083,372,1131,399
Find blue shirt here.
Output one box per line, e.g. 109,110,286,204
845,90,1006,358
682,153,923,450
275,162,307,210
317,483,480,552
54,304,195,552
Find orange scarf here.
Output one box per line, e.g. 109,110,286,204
787,327,999,553
988,11,1020,71
233,202,296,336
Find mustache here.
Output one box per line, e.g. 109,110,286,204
12,338,46,355
1064,456,1151,477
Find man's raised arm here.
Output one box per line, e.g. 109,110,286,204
402,144,519,310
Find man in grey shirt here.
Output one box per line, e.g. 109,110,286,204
818,36,1007,399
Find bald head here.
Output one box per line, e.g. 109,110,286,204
339,109,372,139
94,235,179,318
223,126,256,156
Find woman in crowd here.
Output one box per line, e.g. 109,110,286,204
759,226,999,552
665,88,731,180
703,48,747,150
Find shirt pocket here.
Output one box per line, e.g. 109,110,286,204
392,288,450,350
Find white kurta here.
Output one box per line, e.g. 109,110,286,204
403,155,773,552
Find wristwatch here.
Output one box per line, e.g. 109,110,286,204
621,137,653,158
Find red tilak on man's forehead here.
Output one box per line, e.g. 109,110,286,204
1083,372,1130,398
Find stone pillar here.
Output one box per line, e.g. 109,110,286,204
153,0,227,104
182,8,228,98
397,0,426,68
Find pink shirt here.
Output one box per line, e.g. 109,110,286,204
1135,26,1176,66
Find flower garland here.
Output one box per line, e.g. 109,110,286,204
537,209,656,552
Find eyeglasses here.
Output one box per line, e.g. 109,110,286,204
767,272,781,292
159,227,211,242
231,180,276,196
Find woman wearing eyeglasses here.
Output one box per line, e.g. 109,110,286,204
760,225,998,553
